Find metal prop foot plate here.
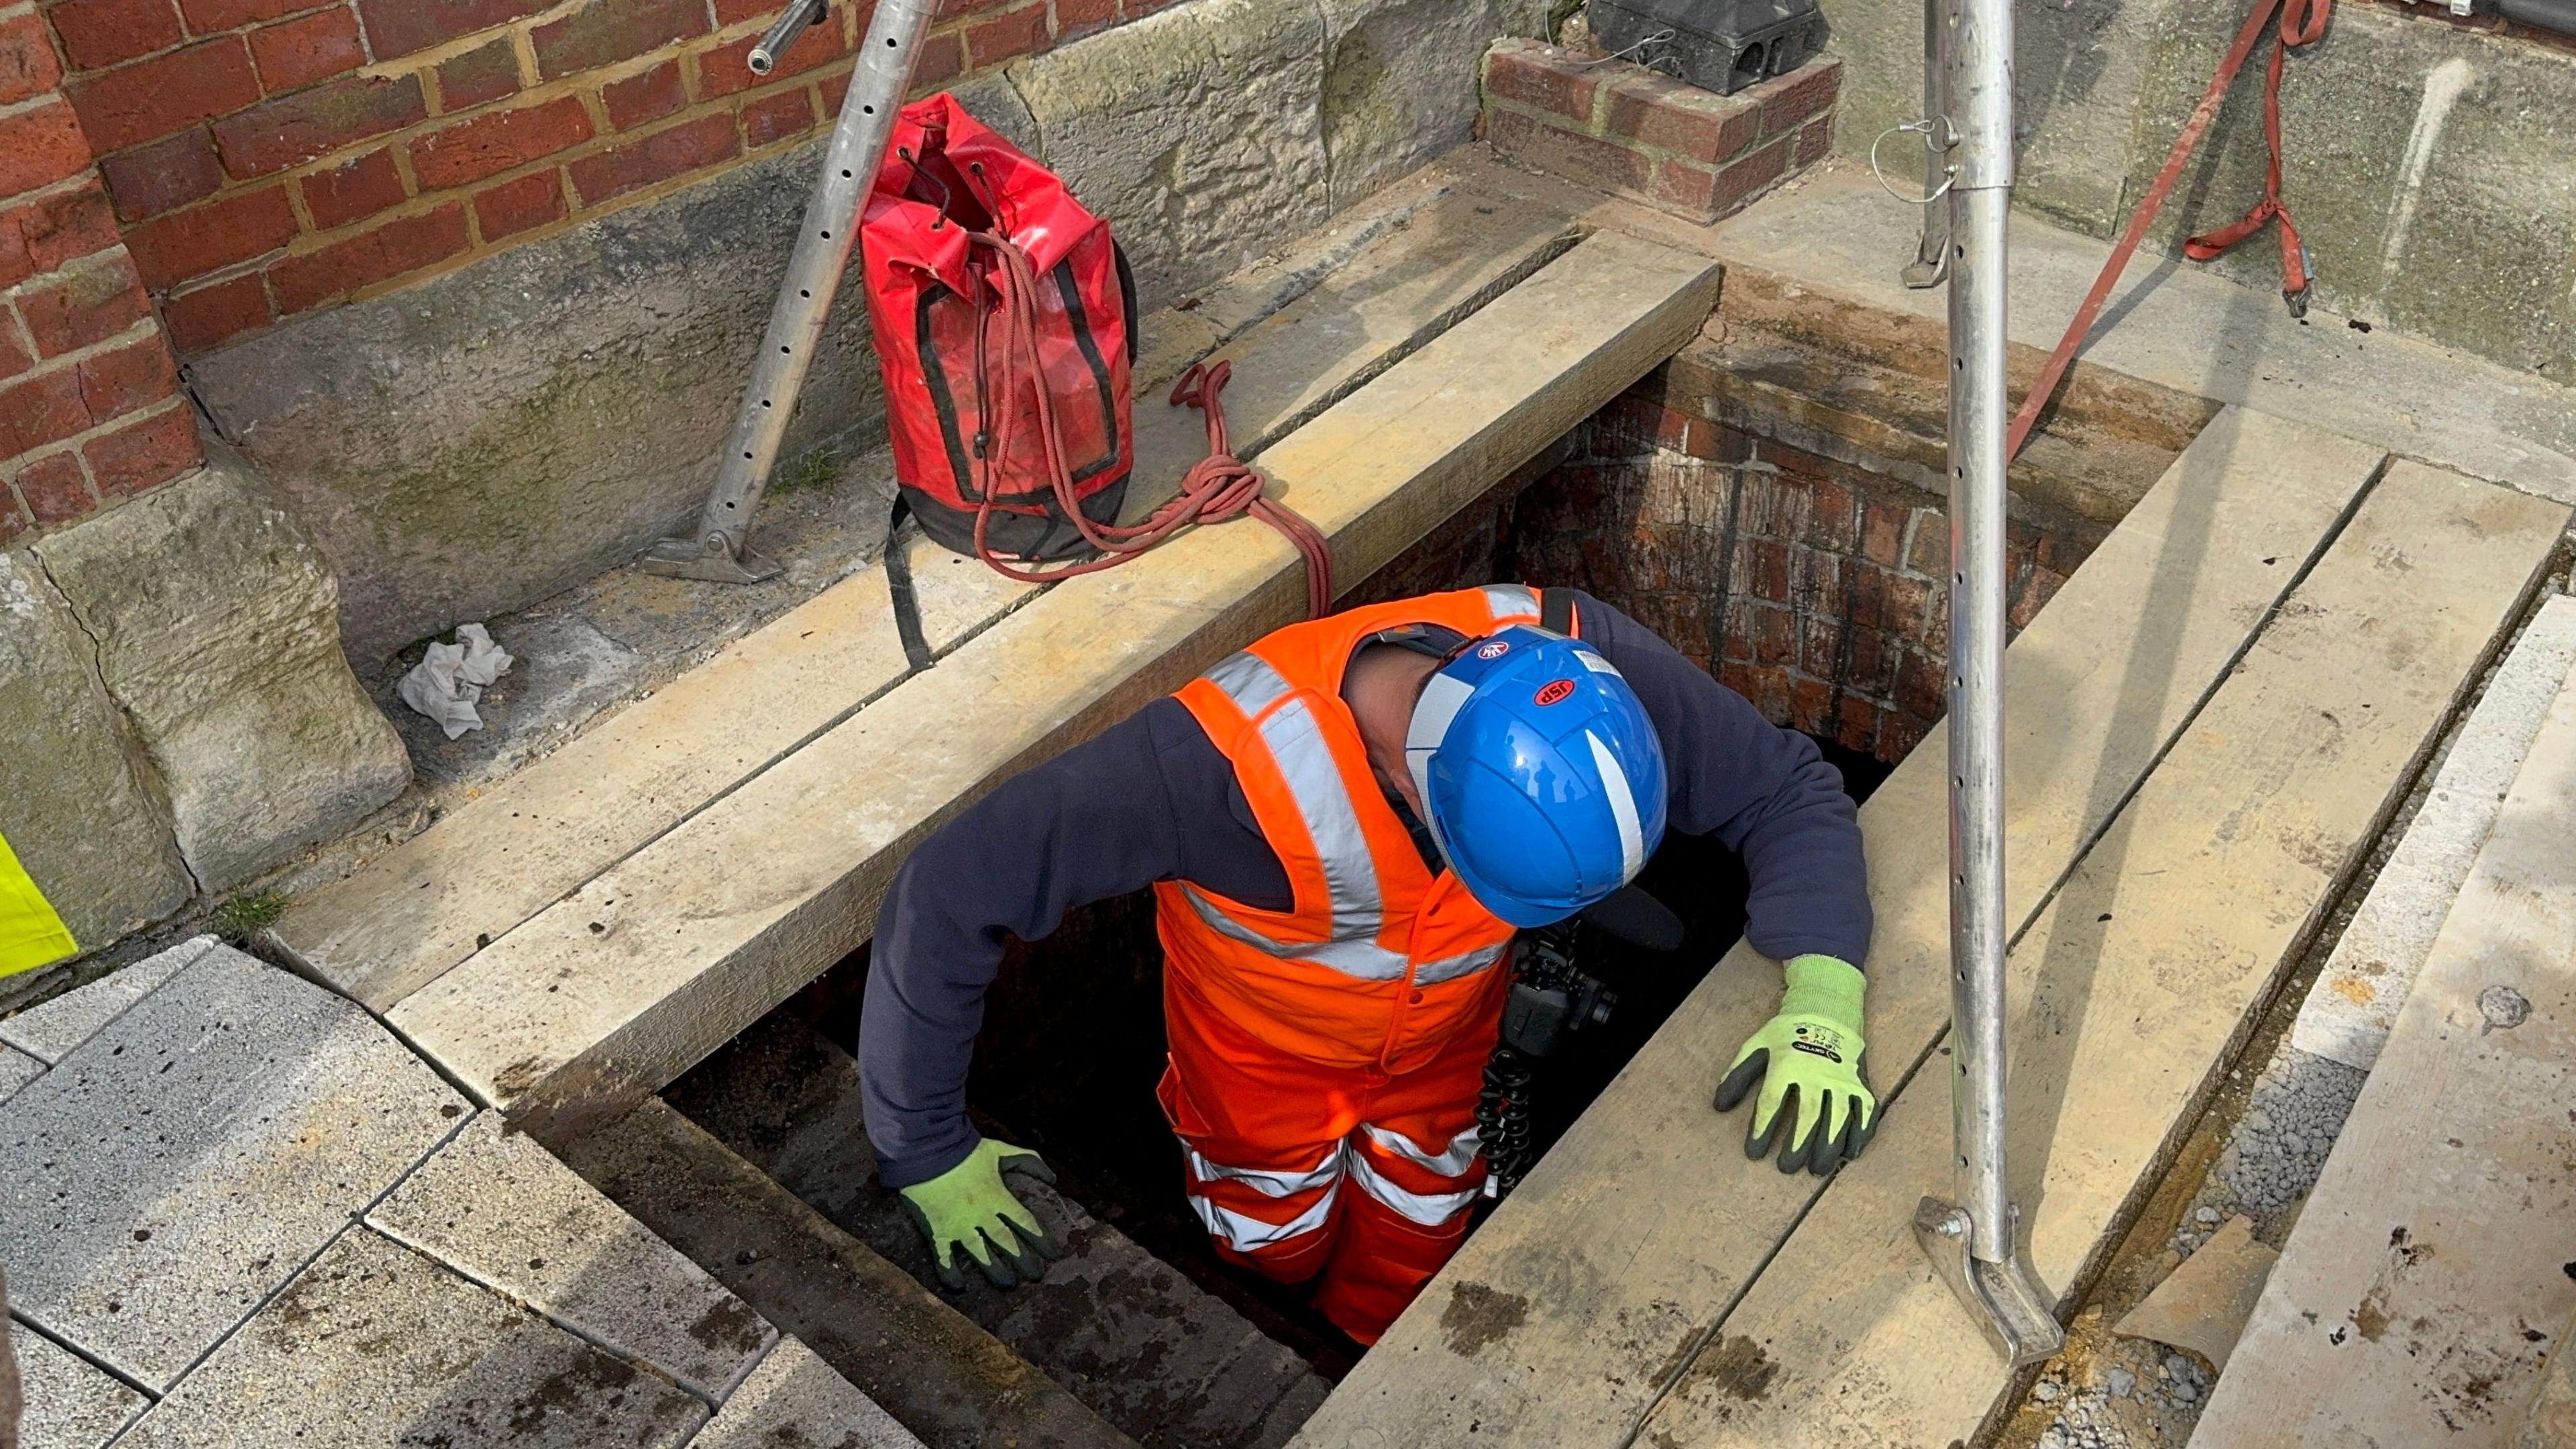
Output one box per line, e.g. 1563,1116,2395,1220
641,531,782,584
1913,1197,2066,1367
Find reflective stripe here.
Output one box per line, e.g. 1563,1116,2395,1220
1258,696,1385,947
1347,1150,1480,1227
1579,649,1624,678
1587,729,1647,883
1191,1180,1340,1250
1187,1144,1341,1199
1362,1123,1483,1177
1481,583,1540,622
1178,885,1411,982
1404,671,1477,866
1205,650,1294,718
1411,941,1507,986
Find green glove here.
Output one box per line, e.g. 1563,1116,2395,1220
1713,954,1878,1177
897,1138,1065,1290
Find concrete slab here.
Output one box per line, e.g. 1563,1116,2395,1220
693,1338,925,1449
8,1322,146,1449
0,1045,41,1106
0,936,212,1065
2292,593,2576,1069
0,943,468,1390
366,1111,774,1400
114,1227,707,1449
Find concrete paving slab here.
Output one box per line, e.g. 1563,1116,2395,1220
9,1321,146,1449
0,936,212,1065
2292,592,2576,1069
366,1111,773,1400
0,1045,40,1106
115,1226,707,1449
693,1338,925,1449
0,943,468,1390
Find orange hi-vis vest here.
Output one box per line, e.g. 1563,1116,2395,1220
1155,584,1568,1073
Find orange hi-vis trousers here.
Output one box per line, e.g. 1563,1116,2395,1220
1159,981,1495,1344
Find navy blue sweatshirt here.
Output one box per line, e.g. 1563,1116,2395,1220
861,590,1871,1188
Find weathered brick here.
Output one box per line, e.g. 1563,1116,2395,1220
246,6,364,92
0,313,29,379
1055,0,1116,41
1876,709,1929,764
1483,40,1595,123
160,271,272,350
74,333,180,423
18,252,152,358
434,36,521,109
964,0,1048,66
1746,599,1795,666
1860,499,1902,567
1648,158,1721,221
82,398,200,494
65,38,260,152
0,103,95,197
356,0,545,60
123,183,295,286
0,368,90,455
1707,133,1791,217
1752,58,1837,138
97,129,223,220
409,95,594,189
1787,673,1831,735
529,0,706,80
601,59,684,129
1741,536,1790,602
2010,564,2067,631
907,28,963,91
1842,625,1896,699
299,146,406,229
1603,70,1760,162
1892,645,1944,720
1792,115,1831,168
713,0,773,21
211,72,425,178
15,449,97,523
1903,505,1946,576
1804,476,1856,551
566,111,737,205
1833,693,1877,756
0,184,121,289
45,0,180,73
180,0,335,32
1880,570,1932,643
470,168,562,239
1484,107,1651,196
0,11,63,106
741,87,814,147
270,201,468,312
698,22,843,98
0,490,25,545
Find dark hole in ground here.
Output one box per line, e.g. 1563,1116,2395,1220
782,731,1891,1379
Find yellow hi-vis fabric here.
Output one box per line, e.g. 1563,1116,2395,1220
0,829,77,979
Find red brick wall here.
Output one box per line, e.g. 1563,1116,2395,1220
44,0,1178,356
2,0,203,545
1507,378,2081,765
1480,37,1835,224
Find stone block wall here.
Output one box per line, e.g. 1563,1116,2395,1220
1479,37,1835,223
40,0,1193,356
1,0,203,544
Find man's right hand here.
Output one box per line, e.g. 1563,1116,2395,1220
896,1138,1066,1289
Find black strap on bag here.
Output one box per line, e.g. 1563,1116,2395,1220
885,496,936,671
1540,586,1576,637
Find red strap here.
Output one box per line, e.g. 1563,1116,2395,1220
2006,0,2328,462
961,231,1337,619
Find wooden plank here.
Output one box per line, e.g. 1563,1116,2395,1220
1292,408,2387,1449
382,231,1723,1142
1635,463,2566,1448
2193,657,2576,1448
268,193,1577,1014
2290,594,2576,1069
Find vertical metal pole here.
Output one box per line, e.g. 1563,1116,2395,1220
1911,0,2065,1369
645,0,941,582
1900,0,1953,289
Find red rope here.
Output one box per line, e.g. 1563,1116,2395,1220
962,230,1337,619
2005,0,2330,462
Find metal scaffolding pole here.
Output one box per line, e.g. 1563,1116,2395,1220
644,0,938,583
1909,0,2066,1369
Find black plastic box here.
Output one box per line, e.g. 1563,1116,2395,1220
1587,0,1829,96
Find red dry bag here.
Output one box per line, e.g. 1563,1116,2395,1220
861,94,1136,562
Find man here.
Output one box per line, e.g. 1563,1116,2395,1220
861,584,1873,1344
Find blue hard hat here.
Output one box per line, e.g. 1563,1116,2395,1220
1403,625,1668,928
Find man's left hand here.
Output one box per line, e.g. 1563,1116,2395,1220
1714,954,1878,1176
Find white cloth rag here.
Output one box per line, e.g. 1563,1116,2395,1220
398,623,515,740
